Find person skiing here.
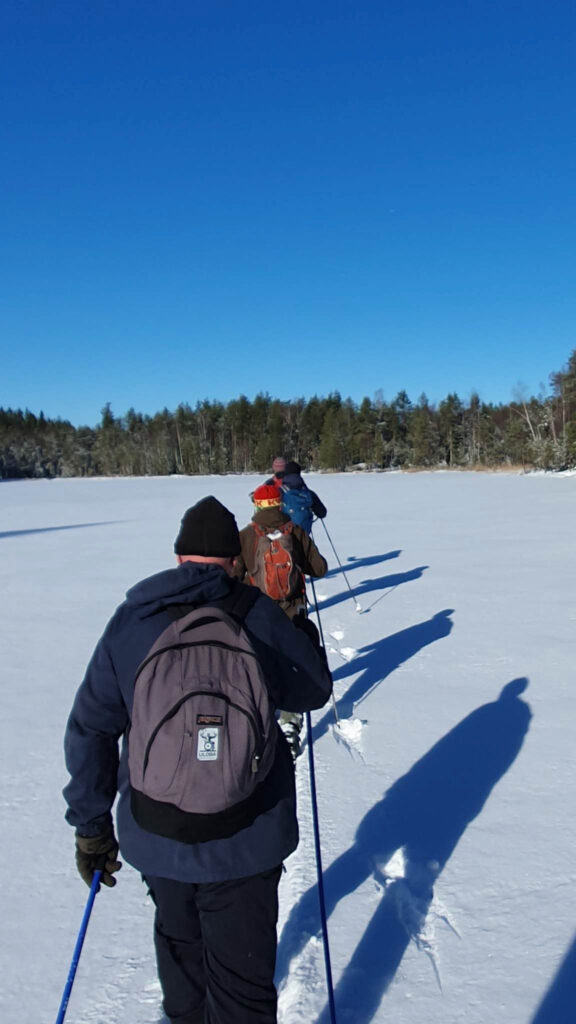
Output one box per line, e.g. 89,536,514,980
63,496,332,1024
234,483,328,619
280,460,327,535
234,484,328,757
248,456,286,503
266,456,287,485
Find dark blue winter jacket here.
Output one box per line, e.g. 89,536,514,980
63,562,332,883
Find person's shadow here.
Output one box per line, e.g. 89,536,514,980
312,609,455,744
0,521,121,539
278,679,532,1023
324,551,402,579
317,566,428,612
530,931,576,1023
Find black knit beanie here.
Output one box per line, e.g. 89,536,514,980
174,496,241,557
284,460,301,474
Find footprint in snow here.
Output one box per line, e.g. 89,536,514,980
340,646,357,661
331,716,366,762
329,630,357,662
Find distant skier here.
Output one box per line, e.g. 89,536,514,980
234,483,328,758
248,456,286,503
280,460,327,536
266,456,287,485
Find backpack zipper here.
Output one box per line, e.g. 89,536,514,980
142,687,265,777
134,638,258,683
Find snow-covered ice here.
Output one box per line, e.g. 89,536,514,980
1,470,575,1023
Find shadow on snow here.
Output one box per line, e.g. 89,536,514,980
311,609,454,744
278,679,532,1024
0,521,123,539
530,931,576,1024
316,566,428,612
323,551,402,579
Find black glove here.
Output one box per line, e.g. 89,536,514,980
75,829,122,888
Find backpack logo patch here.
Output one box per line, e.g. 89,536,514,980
197,727,220,761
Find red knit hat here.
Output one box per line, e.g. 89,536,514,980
253,484,283,509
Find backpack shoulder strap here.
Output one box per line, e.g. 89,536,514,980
219,581,260,623
163,602,196,623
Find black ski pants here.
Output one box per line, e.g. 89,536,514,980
144,866,282,1024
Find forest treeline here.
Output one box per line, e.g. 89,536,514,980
2,350,576,479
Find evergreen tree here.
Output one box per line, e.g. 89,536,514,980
3,348,576,478
318,403,348,470
389,390,413,466
438,393,464,466
409,394,440,466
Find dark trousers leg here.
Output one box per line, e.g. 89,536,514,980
145,875,206,1024
196,867,281,1024
145,867,282,1024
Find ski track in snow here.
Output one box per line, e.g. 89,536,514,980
375,849,462,994
326,629,366,759
331,716,366,762
278,731,329,1022
67,948,162,1024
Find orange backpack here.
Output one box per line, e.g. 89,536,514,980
250,522,303,602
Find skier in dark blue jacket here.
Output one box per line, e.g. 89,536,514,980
280,460,327,535
63,496,332,1024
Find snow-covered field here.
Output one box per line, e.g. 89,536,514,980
1,471,574,1024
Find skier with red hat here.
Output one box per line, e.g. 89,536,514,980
234,484,328,758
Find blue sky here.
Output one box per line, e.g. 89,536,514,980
2,0,575,427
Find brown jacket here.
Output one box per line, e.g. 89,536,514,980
234,508,328,619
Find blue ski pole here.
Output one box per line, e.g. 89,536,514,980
305,712,337,1024
55,870,102,1024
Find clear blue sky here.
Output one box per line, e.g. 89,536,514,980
2,0,575,427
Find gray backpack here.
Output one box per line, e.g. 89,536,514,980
128,585,278,844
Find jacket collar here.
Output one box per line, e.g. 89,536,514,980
125,562,234,618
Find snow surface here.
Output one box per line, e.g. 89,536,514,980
1,471,575,1024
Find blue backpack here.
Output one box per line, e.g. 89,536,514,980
282,485,313,534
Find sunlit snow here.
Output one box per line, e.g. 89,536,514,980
1,471,574,1024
